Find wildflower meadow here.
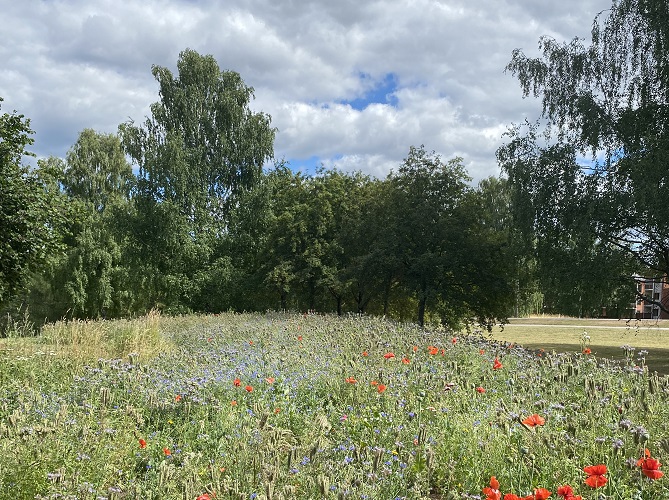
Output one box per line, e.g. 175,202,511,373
1,312,668,499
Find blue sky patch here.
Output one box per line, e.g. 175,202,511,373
340,73,399,111
286,155,323,176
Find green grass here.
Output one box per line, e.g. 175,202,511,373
1,313,668,499
492,318,669,375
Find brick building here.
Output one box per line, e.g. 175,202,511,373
632,276,669,319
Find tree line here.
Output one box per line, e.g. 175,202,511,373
1,49,520,329
2,0,668,331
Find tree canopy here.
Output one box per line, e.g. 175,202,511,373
4,49,524,330
0,98,69,309
499,0,669,315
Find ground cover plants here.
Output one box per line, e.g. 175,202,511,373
1,313,668,499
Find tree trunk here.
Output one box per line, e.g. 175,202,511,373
417,296,426,327
308,281,316,311
417,281,427,326
383,278,392,316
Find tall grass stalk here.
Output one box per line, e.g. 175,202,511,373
40,309,171,363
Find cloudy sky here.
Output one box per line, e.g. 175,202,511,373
1,0,612,182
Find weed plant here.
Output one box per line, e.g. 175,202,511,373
0,313,667,499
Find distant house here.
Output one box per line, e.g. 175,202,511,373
631,276,669,319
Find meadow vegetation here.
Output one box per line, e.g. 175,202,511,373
1,313,667,499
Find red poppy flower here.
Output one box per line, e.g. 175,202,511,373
230,400,237,406
138,438,147,449
452,337,457,344
637,449,664,479
274,408,281,414
412,345,418,352
428,346,439,355
377,384,387,394
233,378,241,387
402,357,410,364
493,358,503,370
582,348,591,354
522,414,546,427
556,484,581,500
502,495,528,500
383,352,395,359
163,447,171,456
175,394,182,402
480,349,485,355
476,386,486,393
345,376,357,384
584,464,607,488
533,488,551,500
484,490,501,500
556,485,573,497
265,377,275,384
483,476,501,500
196,495,211,500
362,351,369,357
244,385,253,392
297,335,303,341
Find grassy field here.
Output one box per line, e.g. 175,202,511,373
1,312,668,499
491,317,669,375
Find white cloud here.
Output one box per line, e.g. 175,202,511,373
0,0,613,181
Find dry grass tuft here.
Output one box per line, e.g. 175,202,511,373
36,309,173,364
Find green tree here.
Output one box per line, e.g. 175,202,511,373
388,146,471,326
194,162,290,313
310,169,369,315
120,48,275,229
336,176,383,314
0,99,69,310
63,128,134,212
502,0,669,314
357,178,406,316
260,167,306,310
38,130,137,319
471,176,534,318
119,49,275,312
256,167,369,314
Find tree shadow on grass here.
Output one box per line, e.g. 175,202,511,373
517,342,669,376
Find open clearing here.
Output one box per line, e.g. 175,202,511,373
491,317,669,375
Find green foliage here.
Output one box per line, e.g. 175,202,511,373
382,146,514,327
63,128,134,212
10,50,516,329
120,48,275,225
0,100,70,313
30,131,137,321
502,0,669,316
117,49,275,314
498,126,636,317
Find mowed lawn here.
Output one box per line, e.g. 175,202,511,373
491,317,669,375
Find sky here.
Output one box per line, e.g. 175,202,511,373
0,0,613,182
